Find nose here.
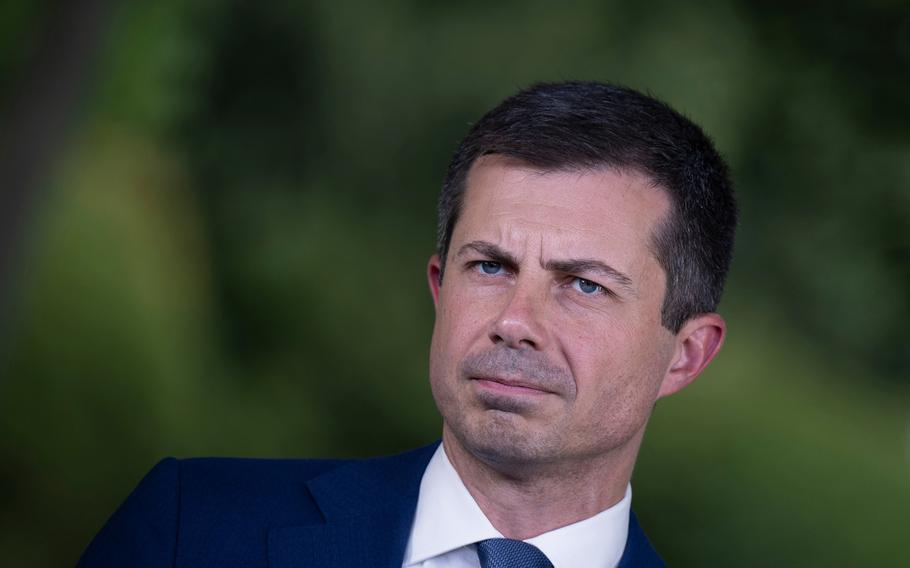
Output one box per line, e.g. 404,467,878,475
488,284,548,350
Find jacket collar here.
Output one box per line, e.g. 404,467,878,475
268,443,437,568
618,511,666,567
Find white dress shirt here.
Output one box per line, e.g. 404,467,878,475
402,444,631,568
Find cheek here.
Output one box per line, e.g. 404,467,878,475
439,284,498,342
564,324,669,411
431,288,486,375
558,314,634,380
570,353,665,445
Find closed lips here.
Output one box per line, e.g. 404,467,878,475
472,376,553,393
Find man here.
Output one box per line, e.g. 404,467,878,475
79,81,736,567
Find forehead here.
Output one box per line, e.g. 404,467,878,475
456,155,670,263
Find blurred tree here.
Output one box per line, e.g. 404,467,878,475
0,0,112,348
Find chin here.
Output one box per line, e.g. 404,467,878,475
452,410,562,469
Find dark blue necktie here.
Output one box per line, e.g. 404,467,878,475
476,538,554,568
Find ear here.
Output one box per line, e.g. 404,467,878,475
427,254,442,308
658,313,726,398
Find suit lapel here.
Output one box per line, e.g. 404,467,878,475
268,443,438,568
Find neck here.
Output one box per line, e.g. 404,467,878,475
442,427,642,540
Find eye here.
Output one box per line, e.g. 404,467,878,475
572,277,605,295
477,261,504,275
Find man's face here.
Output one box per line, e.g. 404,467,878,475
427,155,682,470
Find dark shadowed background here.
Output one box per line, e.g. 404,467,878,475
1,1,908,565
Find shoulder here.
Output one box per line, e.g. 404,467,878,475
78,444,439,567
173,452,420,528
175,443,437,510
77,456,350,567
132,454,347,488
176,455,350,502
114,455,356,517
80,444,436,566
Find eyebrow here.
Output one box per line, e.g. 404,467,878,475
455,240,636,294
544,258,635,293
456,241,520,267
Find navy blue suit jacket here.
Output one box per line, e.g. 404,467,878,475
78,443,666,567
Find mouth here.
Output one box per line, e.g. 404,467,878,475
470,376,554,396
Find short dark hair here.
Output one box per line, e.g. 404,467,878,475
436,81,737,332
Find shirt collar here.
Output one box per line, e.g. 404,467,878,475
404,443,502,564
526,484,630,568
403,444,631,568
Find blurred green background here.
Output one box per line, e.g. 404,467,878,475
1,0,908,566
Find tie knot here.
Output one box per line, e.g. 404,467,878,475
476,538,554,568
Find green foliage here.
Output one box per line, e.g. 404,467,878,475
0,0,44,106
1,0,907,565
638,313,910,566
